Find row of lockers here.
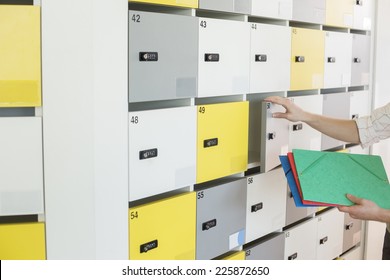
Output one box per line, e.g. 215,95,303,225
129,10,371,102
129,0,372,30
129,90,370,202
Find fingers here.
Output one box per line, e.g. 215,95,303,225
345,193,364,204
264,96,287,106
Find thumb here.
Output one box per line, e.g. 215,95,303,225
345,193,363,204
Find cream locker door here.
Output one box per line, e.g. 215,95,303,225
349,90,370,120
245,168,287,243
316,208,344,260
129,11,198,102
321,93,350,150
129,0,198,8
284,218,317,260
251,0,293,20
343,213,362,253
288,95,322,151
0,117,43,216
353,0,372,30
128,107,196,201
292,0,326,24
260,102,289,173
198,0,251,14
351,34,371,86
245,232,285,260
325,0,354,28
250,23,291,93
324,31,353,89
198,18,250,98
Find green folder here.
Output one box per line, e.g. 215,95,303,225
292,149,390,209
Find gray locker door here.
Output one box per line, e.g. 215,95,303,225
198,0,251,14
129,11,198,102
196,178,247,260
245,233,285,260
343,213,362,253
292,0,326,24
351,34,371,87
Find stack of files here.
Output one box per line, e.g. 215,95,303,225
280,149,390,208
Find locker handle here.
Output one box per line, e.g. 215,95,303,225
327,57,336,63
320,236,328,245
356,0,363,6
202,219,217,231
293,123,303,131
295,56,305,63
268,132,276,140
289,191,293,198
288,252,298,260
139,148,158,160
251,202,263,212
255,54,267,62
140,239,158,253
139,52,158,62
352,114,359,120
346,222,354,230
204,138,218,148
205,53,220,62
354,57,361,63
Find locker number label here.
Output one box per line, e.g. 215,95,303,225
251,23,257,30
199,106,206,114
197,191,204,199
130,116,139,124
130,211,138,219
200,20,207,28
248,177,254,184
131,14,141,23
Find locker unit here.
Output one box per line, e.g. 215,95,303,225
321,92,350,150
245,232,285,260
245,168,287,243
129,106,196,201
0,222,46,260
292,0,326,24
260,101,289,173
325,0,354,28
288,95,323,151
285,187,317,226
196,101,248,184
323,31,353,88
0,5,41,107
250,23,291,93
351,33,371,86
197,17,250,97
196,178,247,260
198,0,251,14
0,117,44,216
128,11,198,102
349,90,371,120
290,28,325,91
343,213,362,253
284,218,317,260
128,0,198,8
129,192,196,260
316,208,344,260
221,250,246,260
250,0,293,20
353,0,372,30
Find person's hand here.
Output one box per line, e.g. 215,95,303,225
264,96,308,122
338,194,383,221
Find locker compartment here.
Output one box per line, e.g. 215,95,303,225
292,0,326,24
129,11,198,102
129,107,196,201
290,28,325,91
245,168,287,243
351,34,371,86
343,213,362,253
321,92,350,150
0,222,45,260
250,23,291,93
129,192,196,260
198,18,250,97
0,5,41,107
323,31,353,89
198,0,251,14
221,250,246,260
316,208,344,259
353,0,372,30
288,95,322,151
0,117,44,216
285,188,317,226
284,218,317,260
245,232,285,260
196,178,247,260
260,101,289,173
250,0,293,20
325,0,354,28
128,0,198,8
196,102,248,183
349,90,371,120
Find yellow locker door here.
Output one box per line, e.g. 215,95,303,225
326,0,354,28
128,0,198,8
290,28,325,91
129,192,196,260
0,5,41,107
0,222,46,260
222,251,246,260
197,101,249,183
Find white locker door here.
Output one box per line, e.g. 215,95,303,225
0,117,43,216
198,0,251,14
288,95,322,151
198,18,250,98
349,90,371,120
250,23,291,93
323,31,352,88
353,0,372,30
284,218,317,260
128,107,197,201
245,168,287,243
251,0,293,20
292,0,326,24
351,34,371,86
316,208,344,260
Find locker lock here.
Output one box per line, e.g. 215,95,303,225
354,57,361,63
205,53,220,62
320,236,328,245
293,123,303,131
352,114,359,120
204,138,218,148
255,54,267,62
139,148,158,160
140,239,158,253
268,132,276,140
346,222,354,230
356,0,363,6
327,57,336,63
251,202,263,213
202,219,217,231
288,252,298,260
295,56,305,63
139,52,158,62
